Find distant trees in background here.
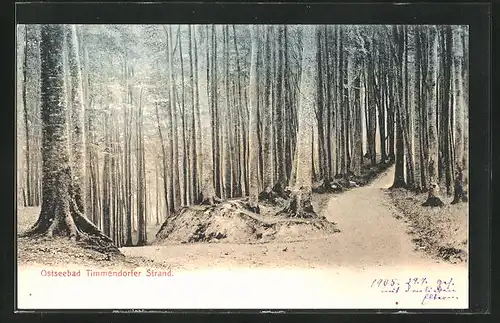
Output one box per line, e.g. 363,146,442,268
17,24,469,245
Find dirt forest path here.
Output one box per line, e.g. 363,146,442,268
319,165,430,267
18,167,468,309
122,166,466,270
112,166,469,309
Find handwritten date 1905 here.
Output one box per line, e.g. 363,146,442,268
370,278,400,288
370,277,457,304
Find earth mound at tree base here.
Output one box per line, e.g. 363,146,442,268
154,199,340,245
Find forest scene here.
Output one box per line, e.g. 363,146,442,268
17,24,469,285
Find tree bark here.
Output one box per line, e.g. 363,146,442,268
391,26,406,189
453,27,465,182
426,26,439,186
188,25,199,203
261,26,273,192
292,25,315,190
66,25,86,213
22,26,32,207
248,25,260,211
26,24,117,253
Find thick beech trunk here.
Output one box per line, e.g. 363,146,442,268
25,24,118,254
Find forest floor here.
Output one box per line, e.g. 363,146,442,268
151,159,392,246
17,166,468,308
123,165,464,270
388,188,468,264
17,207,169,270
17,165,468,269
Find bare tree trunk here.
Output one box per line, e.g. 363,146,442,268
376,40,387,163
188,25,198,203
155,102,170,220
426,26,439,186
367,32,377,166
124,62,133,246
66,25,86,212
223,26,233,198
282,25,316,218
248,25,260,212
344,48,351,173
167,26,182,210
102,106,111,237
315,27,327,180
391,26,406,189
442,26,453,195
453,27,465,180
231,25,247,196
275,26,286,187
387,70,396,162
353,73,363,176
292,25,315,189
324,26,333,180
403,26,416,189
155,156,160,225
22,26,32,207
211,25,223,198
262,26,273,192
136,87,147,246
283,27,291,184
414,27,425,191
198,25,218,205
178,25,189,206
462,27,469,185
193,26,203,201
26,24,116,253
338,27,346,175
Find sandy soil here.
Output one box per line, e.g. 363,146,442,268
17,166,468,309
122,166,466,270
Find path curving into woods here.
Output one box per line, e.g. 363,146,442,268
318,165,428,266
17,168,468,309
122,165,464,270
114,165,468,308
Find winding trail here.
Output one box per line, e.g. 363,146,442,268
113,166,467,309
18,166,468,309
317,165,431,267
121,165,459,269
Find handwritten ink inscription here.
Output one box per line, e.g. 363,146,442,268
370,277,458,305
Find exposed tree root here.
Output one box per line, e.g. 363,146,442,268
258,185,290,206
451,193,468,204
422,196,445,207
272,181,290,199
277,187,316,219
312,178,340,194
200,195,222,206
135,240,149,247
199,188,222,206
422,184,445,207
243,198,260,214
154,196,338,244
22,195,120,255
334,173,344,180
258,186,279,202
390,180,407,190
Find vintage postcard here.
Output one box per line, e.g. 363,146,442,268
16,23,469,309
